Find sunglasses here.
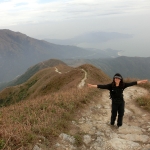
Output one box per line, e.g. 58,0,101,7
114,76,122,79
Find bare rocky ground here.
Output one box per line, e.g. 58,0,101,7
51,86,150,150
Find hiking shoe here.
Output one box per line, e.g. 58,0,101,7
117,125,122,128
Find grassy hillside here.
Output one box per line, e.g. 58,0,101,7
0,88,101,149
0,63,149,149
0,67,78,106
0,63,111,107
0,63,111,149
0,59,71,91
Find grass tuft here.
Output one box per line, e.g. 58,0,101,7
74,133,83,146
136,81,150,111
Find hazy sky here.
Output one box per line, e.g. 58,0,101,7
0,0,150,57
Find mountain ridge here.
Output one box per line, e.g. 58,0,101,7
0,63,111,107
44,31,132,45
0,29,119,82
63,56,150,79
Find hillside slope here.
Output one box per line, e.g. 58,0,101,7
0,63,112,149
0,59,70,90
64,56,150,79
0,63,111,107
0,29,118,82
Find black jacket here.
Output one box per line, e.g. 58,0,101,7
97,82,137,103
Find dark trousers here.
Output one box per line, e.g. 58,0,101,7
111,101,125,126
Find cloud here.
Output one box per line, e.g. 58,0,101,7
0,0,150,27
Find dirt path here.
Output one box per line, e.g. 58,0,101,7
78,69,87,89
53,86,150,150
54,67,62,74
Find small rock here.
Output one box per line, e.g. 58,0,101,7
59,133,75,144
37,136,46,142
72,121,78,126
118,134,149,143
142,129,146,132
33,145,41,150
83,135,92,145
108,138,140,149
55,143,61,147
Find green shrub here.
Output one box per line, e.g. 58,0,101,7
0,139,5,149
136,96,150,111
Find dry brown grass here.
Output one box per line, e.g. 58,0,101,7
0,67,84,107
124,78,150,111
0,64,111,107
135,80,150,111
0,87,98,149
0,63,109,149
136,95,150,110
78,64,111,84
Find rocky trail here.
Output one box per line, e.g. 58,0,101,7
53,86,150,150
